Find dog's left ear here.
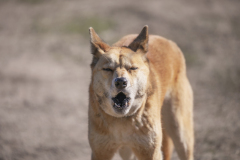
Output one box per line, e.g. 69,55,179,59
128,25,149,53
89,27,110,56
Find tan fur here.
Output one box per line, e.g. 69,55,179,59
88,26,194,160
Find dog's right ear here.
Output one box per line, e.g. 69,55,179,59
89,27,110,56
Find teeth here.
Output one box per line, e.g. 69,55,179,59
112,94,130,109
115,103,121,108
123,100,127,106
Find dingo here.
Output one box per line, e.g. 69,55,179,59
88,26,194,160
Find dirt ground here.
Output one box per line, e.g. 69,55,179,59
0,0,240,160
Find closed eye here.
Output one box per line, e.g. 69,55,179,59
103,68,113,71
129,67,138,71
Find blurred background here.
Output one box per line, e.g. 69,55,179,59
0,0,239,159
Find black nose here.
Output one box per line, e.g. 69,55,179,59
115,77,128,89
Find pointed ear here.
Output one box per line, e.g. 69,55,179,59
89,27,110,55
128,25,149,53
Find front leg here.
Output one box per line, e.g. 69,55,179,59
132,141,162,160
131,130,163,160
91,150,116,160
89,133,119,160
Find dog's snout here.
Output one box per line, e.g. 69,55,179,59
115,77,128,89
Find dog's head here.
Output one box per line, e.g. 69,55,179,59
89,26,150,117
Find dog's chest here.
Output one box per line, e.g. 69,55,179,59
109,124,133,144
108,117,149,144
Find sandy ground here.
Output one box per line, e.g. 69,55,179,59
0,0,240,159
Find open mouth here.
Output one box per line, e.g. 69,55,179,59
112,92,130,109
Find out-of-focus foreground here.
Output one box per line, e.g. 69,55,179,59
0,0,239,160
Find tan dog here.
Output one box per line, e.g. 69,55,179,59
88,26,194,160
